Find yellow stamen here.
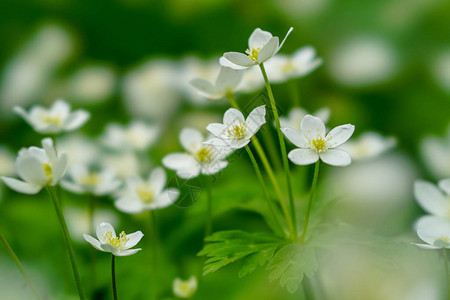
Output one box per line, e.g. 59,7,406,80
42,163,53,184
103,230,129,249
312,138,326,152
195,147,213,164
136,184,154,203
224,121,246,139
79,173,100,186
281,62,295,73
245,48,261,62
43,115,62,126
441,237,450,242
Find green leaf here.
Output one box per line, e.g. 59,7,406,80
266,243,318,293
198,230,284,276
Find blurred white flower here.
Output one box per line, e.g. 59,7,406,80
204,105,266,149
102,121,160,152
412,216,450,249
414,179,450,218
282,114,354,166
190,66,243,100
431,51,450,94
329,37,397,87
57,134,100,167
237,65,265,93
0,146,15,176
66,65,116,104
1,138,67,194
14,99,90,134
420,126,450,179
173,276,198,299
265,46,322,83
220,27,294,69
100,151,140,179
83,222,143,256
340,132,396,160
162,128,231,179
115,167,178,214
279,107,330,130
61,164,121,196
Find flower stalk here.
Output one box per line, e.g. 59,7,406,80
443,249,450,300
111,254,118,300
300,161,320,242
204,176,213,237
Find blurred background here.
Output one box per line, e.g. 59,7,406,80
0,0,449,299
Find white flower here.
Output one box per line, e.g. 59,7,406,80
83,222,143,256
162,128,231,179
173,276,198,299
340,132,396,160
282,115,354,166
61,165,121,196
1,138,67,194
279,107,330,130
220,27,294,70
265,46,322,83
102,121,160,152
237,65,265,93
420,126,450,179
0,146,15,177
14,99,90,134
100,152,140,179
204,105,266,149
190,66,243,100
414,179,450,218
115,167,179,214
412,216,450,250
57,133,100,167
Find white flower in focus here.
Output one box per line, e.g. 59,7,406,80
190,66,243,100
14,99,90,134
173,276,198,299
279,107,330,130
282,115,354,166
265,46,322,83
61,165,121,196
83,222,143,256
115,167,179,214
412,216,450,250
204,105,266,149
1,138,67,194
102,121,160,152
414,179,450,218
340,132,396,160
220,27,294,70
420,126,450,179
162,128,231,179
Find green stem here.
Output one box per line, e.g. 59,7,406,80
0,232,44,300
259,63,297,239
87,194,96,297
245,146,287,237
300,161,320,242
149,211,158,300
204,177,213,237
46,187,86,300
111,255,118,300
289,79,300,107
261,129,283,171
443,249,450,300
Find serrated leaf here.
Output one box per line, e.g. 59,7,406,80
266,243,318,293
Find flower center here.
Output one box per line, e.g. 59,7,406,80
195,147,213,164
312,138,327,152
225,121,247,140
43,115,62,126
245,48,261,63
136,184,154,203
79,173,100,186
441,237,450,243
281,62,295,73
178,282,193,295
42,163,53,183
103,230,129,249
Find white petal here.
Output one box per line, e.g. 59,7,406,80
162,153,198,171
281,128,309,148
190,78,220,98
180,128,204,154
325,124,355,148
411,242,441,250
288,149,319,165
206,123,227,137
216,67,244,92
223,52,255,68
148,167,166,194
13,106,34,125
319,149,351,166
60,180,85,194
276,27,294,54
83,233,103,251
123,231,144,250
438,179,450,195
16,156,48,186
51,100,71,117
248,28,273,49
257,37,279,63
51,153,68,186
101,243,119,255
96,222,116,243
115,248,141,256
63,110,90,131
150,188,179,209
125,175,143,191
414,180,449,217
246,105,266,134
202,160,228,175
176,165,201,179
115,196,144,214
94,179,121,196
416,216,450,245
223,108,245,124
219,56,248,70
314,107,330,124
1,177,41,194
42,138,57,162
300,114,326,141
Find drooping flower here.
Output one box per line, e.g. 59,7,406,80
173,276,198,299
115,167,179,214
83,222,143,256
340,132,396,161
220,27,294,70
162,128,231,179
412,216,450,250
190,66,243,100
204,105,266,149
279,107,330,130
265,46,322,83
282,114,354,166
14,99,90,134
414,179,450,218
1,138,67,194
102,121,160,152
61,164,121,196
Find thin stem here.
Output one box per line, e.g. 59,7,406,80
46,187,86,300
289,79,300,107
111,255,118,300
149,211,158,300
300,161,320,242
245,145,287,236
87,194,96,297
0,232,44,300
443,248,450,300
204,177,213,237
261,129,283,171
